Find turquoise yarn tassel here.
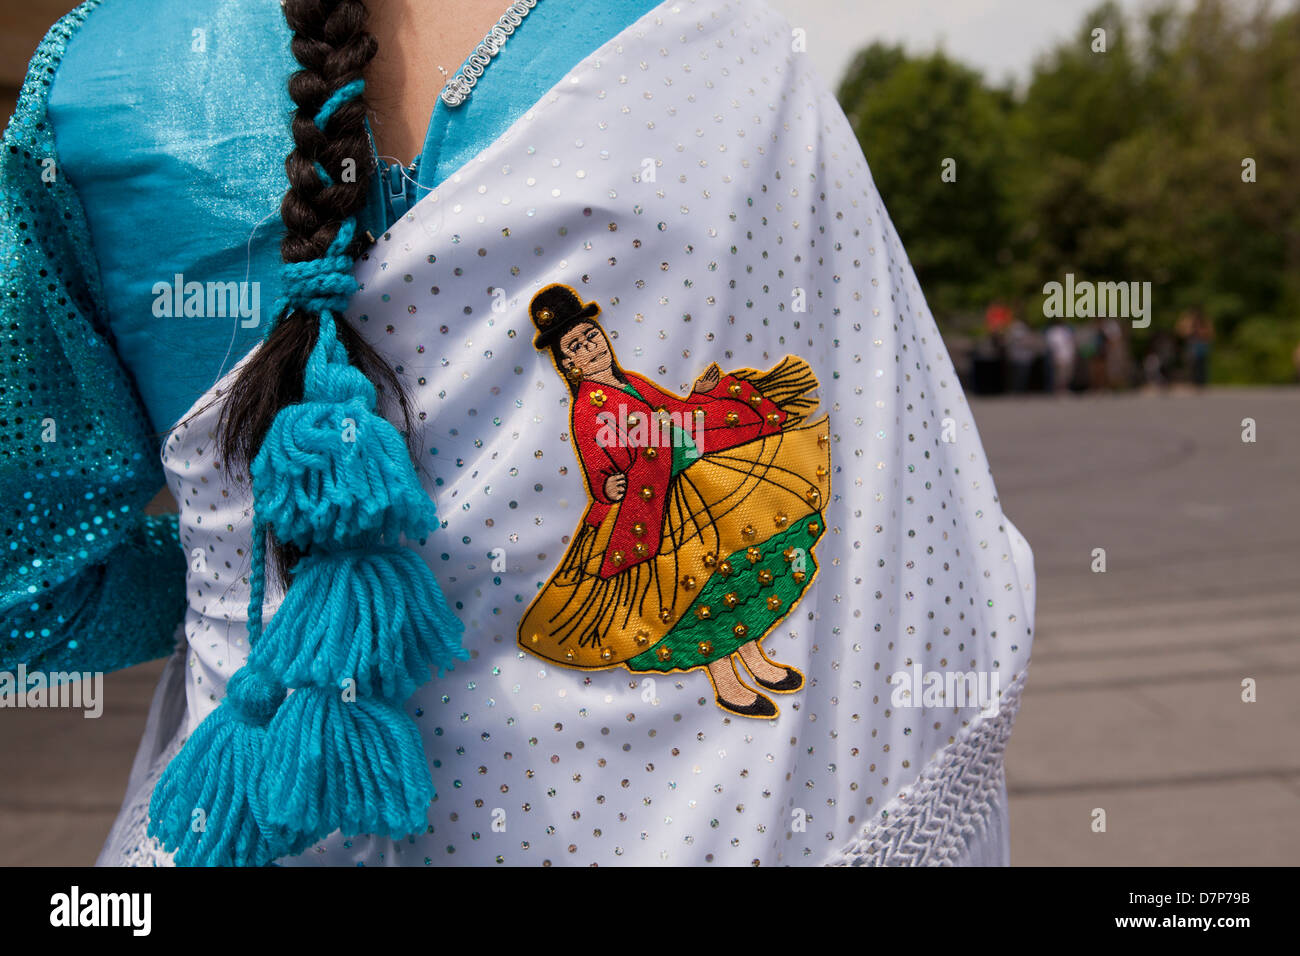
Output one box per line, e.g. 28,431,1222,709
148,666,303,867
261,689,434,839
248,545,467,699
148,75,466,866
250,312,438,550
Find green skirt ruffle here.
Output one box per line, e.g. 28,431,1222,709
626,516,824,672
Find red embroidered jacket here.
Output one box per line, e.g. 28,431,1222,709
570,371,786,578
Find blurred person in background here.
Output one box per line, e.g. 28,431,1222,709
1044,320,1076,395
1079,321,1106,390
1187,308,1214,388
1144,330,1180,391
1006,317,1039,393
1103,317,1131,391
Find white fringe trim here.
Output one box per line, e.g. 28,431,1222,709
824,670,1028,866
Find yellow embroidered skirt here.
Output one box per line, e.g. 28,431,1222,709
518,414,830,672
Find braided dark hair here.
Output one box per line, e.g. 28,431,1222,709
149,0,468,868
217,0,415,583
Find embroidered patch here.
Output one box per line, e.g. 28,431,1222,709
517,284,831,719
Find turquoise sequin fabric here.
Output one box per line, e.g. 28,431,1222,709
0,1,186,676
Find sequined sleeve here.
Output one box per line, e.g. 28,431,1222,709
0,3,186,675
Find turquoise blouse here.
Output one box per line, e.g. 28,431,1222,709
0,0,659,676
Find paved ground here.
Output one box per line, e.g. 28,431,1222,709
984,387,1300,865
2,387,1296,865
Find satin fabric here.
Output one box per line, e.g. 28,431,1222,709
46,0,660,434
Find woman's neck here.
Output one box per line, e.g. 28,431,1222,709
364,0,524,166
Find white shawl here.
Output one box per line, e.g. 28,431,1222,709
102,0,1034,867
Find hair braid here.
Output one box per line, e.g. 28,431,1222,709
149,0,467,867
217,0,415,584
281,0,374,262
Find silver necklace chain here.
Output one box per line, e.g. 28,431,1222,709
439,0,541,108
278,0,541,110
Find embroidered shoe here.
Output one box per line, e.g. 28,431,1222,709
753,667,804,693
715,689,778,718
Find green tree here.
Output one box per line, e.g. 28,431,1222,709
837,45,1016,319
834,0,1300,383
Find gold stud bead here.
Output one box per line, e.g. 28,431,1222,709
635,629,651,646
806,487,821,505
782,547,796,563
529,633,541,645
766,595,782,611
766,412,781,425
746,546,761,564
639,485,654,501
697,640,713,657
632,522,647,538
537,307,554,326
601,646,614,661
816,465,828,479
681,574,697,591
643,446,658,460
742,524,756,539
695,605,713,620
659,607,673,623
807,521,820,535
717,560,733,576
725,412,739,426
564,648,575,661
723,592,740,609
774,512,788,528
702,552,717,568
792,570,807,584
728,383,742,396
694,408,706,418
732,623,748,638
656,645,672,662
627,414,641,427
757,568,774,585
749,393,763,406
611,550,625,566
589,389,607,407
634,542,648,556
817,434,829,447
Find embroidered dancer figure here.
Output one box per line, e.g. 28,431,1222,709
518,284,831,717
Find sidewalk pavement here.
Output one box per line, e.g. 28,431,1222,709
981,387,1300,865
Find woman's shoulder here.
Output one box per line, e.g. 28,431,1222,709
39,0,297,231
47,0,296,177
37,0,296,433
52,0,295,109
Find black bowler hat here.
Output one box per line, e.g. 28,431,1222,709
530,283,601,349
